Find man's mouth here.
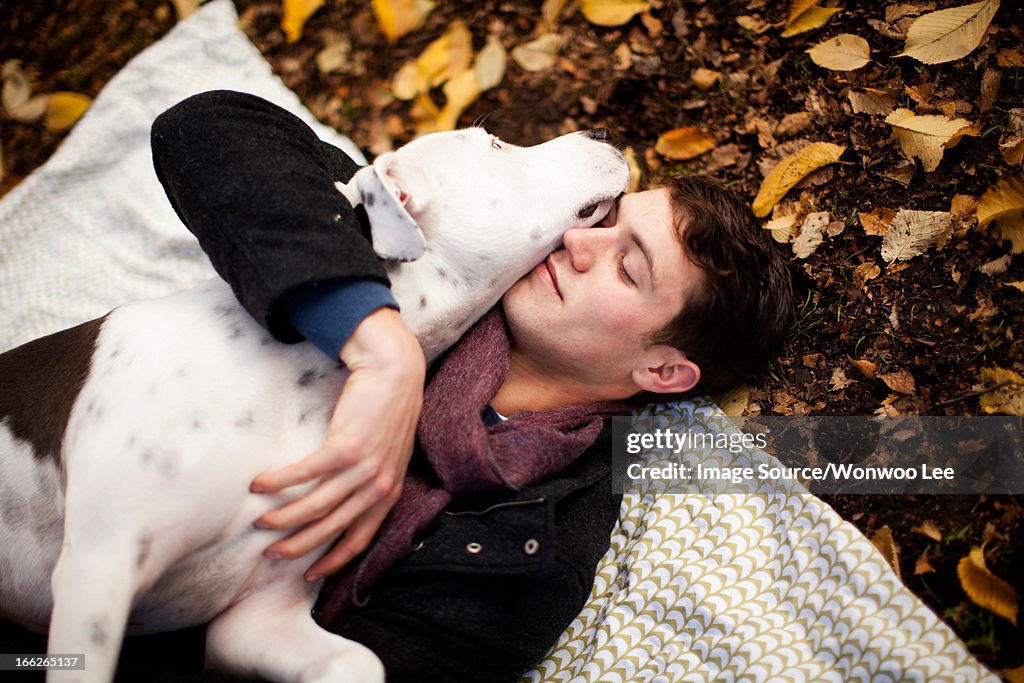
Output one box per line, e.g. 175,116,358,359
543,254,562,299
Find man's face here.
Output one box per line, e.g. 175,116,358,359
502,187,704,398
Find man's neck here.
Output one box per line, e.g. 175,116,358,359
490,350,625,416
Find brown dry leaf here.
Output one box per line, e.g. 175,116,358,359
859,207,896,237
578,0,650,27
950,193,978,220
1,60,49,123
690,67,721,91
281,0,325,43
751,142,846,217
764,214,798,244
44,92,91,131
736,15,772,34
623,147,642,193
432,69,481,132
885,108,975,172
915,551,936,575
793,210,829,259
848,88,897,116
712,384,750,417
913,520,943,541
957,545,1019,625
998,48,1024,68
850,358,878,380
373,0,436,44
1006,280,1024,293
511,33,562,72
655,126,716,160
977,175,1024,253
981,254,1011,276
776,111,814,137
979,367,1024,415
541,0,571,28
830,368,855,391
869,526,901,580
316,30,351,74
474,34,507,91
1004,665,1024,683
980,67,1001,113
782,5,842,38
880,368,917,395
881,210,952,263
898,0,1000,64
170,0,200,20
806,33,871,71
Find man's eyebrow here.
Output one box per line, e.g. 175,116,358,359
630,228,654,285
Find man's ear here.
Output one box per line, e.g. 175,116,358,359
631,349,700,395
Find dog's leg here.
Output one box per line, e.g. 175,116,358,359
46,532,141,683
206,579,384,683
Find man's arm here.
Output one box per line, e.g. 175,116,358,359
151,90,424,576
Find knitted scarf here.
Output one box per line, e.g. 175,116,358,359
315,307,631,624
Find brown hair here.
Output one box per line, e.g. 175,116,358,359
645,175,795,398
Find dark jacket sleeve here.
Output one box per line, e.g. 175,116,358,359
150,89,389,342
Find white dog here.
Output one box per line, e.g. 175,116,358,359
0,126,629,682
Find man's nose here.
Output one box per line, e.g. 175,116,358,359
563,227,601,271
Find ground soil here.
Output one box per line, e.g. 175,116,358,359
2,0,1022,674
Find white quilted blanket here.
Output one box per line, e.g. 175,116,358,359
0,2,995,681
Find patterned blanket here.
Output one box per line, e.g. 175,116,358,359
0,2,995,680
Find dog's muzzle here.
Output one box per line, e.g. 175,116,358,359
582,128,612,142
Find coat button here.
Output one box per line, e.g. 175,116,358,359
465,542,483,554
524,539,539,555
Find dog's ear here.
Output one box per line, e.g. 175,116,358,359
353,161,426,262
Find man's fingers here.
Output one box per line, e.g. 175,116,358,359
251,440,358,493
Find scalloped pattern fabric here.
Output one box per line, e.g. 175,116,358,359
525,398,996,682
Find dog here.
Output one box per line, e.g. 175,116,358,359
0,125,629,682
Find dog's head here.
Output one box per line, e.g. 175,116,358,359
352,127,629,270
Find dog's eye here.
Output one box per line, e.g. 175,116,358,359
577,202,599,219
491,137,503,150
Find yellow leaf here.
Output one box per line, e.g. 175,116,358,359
690,67,721,91
781,5,841,38
541,0,571,28
623,146,642,193
392,62,428,101
957,546,1018,625
711,384,749,417
411,92,441,135
885,108,974,172
1004,665,1024,683
764,214,799,244
372,0,436,44
979,367,1024,415
44,92,91,131
654,126,716,160
806,33,871,71
787,0,818,24
511,33,562,72
391,20,473,100
435,69,481,132
898,0,1000,64
869,526,901,579
170,0,201,20
281,0,325,43
881,209,952,263
751,142,846,217
474,34,507,92
579,0,650,27
978,175,1024,253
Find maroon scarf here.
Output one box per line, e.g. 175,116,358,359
315,308,630,624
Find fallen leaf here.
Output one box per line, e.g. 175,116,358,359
764,214,798,244
981,254,1011,276
1003,665,1024,683
541,0,571,28
170,0,200,20
1006,280,1024,293
870,526,901,579
736,15,772,34
849,357,877,379
655,126,716,160
373,0,436,44
690,67,721,91
751,142,846,217
915,551,935,575
712,384,749,416
885,108,975,172
881,209,952,263
848,88,897,116
980,67,1001,113
1,60,49,123
434,69,481,132
392,20,473,100
511,33,562,72
830,368,855,390
793,210,828,259
623,146,642,193
782,5,842,38
579,0,650,27
806,33,871,71
859,207,896,237
957,545,1018,625
474,34,507,91
281,0,325,43
977,175,1024,253
997,47,1024,68
44,92,91,131
913,520,943,541
316,30,351,74
776,111,814,137
950,193,978,220
979,367,1024,415
898,0,1000,64
881,368,917,395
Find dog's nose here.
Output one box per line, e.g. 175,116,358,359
582,128,612,142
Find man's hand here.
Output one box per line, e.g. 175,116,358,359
250,307,426,581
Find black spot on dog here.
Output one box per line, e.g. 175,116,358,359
419,296,427,309
229,324,244,339
436,268,449,281
364,192,376,207
91,619,108,646
298,369,318,387
235,413,255,429
137,533,154,569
